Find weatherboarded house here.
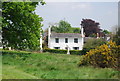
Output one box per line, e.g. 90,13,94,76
48,27,84,50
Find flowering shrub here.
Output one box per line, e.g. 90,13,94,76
79,40,120,70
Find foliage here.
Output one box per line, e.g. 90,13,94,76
2,50,31,55
2,2,45,50
89,33,97,37
43,35,48,48
43,48,83,55
83,38,106,54
0,16,1,29
51,20,72,33
79,40,120,71
103,29,110,34
51,20,80,33
0,16,1,47
0,1,1,31
2,50,119,79
81,19,104,37
113,27,120,45
71,27,80,33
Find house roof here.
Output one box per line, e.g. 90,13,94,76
51,33,82,38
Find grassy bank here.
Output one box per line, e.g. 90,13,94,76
2,50,119,79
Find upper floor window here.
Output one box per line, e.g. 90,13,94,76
65,38,68,43
55,38,59,43
74,38,78,43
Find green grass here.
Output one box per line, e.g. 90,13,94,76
2,51,119,79
2,65,38,79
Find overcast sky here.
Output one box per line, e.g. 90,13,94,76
35,2,118,31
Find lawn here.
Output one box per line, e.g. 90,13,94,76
2,50,119,79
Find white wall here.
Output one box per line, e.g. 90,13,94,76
49,37,83,50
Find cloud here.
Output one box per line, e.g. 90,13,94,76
71,3,91,9
70,3,92,14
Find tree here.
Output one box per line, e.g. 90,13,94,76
81,19,103,37
103,29,110,34
0,1,1,29
2,2,45,50
51,20,80,33
71,27,80,33
51,20,72,33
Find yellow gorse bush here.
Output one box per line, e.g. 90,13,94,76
79,40,120,70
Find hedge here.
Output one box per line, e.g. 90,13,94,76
1,49,84,56
43,48,84,55
1,50,31,56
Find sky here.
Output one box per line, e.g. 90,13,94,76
35,1,118,31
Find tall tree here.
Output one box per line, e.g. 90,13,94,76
0,1,1,47
2,2,45,50
81,19,103,37
0,0,1,29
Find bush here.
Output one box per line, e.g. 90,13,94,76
83,38,106,55
43,48,83,55
79,40,120,70
112,27,120,45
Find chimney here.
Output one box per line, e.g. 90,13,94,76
48,26,51,48
40,31,43,52
81,26,84,50
97,33,99,38
81,26,84,37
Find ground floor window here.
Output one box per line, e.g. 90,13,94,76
54,47,60,49
73,47,79,50
65,47,68,50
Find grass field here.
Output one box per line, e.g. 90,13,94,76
2,51,119,79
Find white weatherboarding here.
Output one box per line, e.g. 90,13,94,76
48,26,84,51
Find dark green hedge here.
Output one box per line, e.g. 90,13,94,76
1,49,85,56
43,48,83,55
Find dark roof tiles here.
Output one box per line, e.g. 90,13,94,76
51,33,82,37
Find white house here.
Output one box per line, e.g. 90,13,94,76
48,26,84,50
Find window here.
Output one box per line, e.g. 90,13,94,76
55,38,59,43
65,47,68,50
65,38,68,43
74,38,78,43
54,47,60,49
73,47,79,50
